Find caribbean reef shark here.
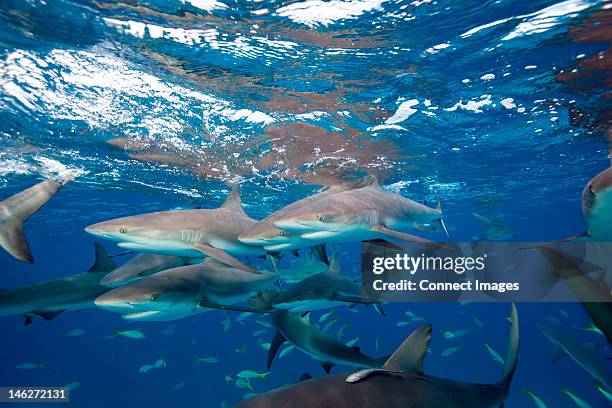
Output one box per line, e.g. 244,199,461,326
0,242,115,324
95,257,277,321
539,324,612,391
100,253,199,287
538,247,612,344
238,176,374,256
237,304,519,408
270,176,448,247
267,310,389,373
85,186,263,273
251,253,379,313
0,176,73,263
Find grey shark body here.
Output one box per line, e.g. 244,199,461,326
239,178,373,253
239,305,519,408
85,186,263,272
267,310,388,373
95,258,277,321
100,253,198,287
540,324,612,390
0,243,115,323
0,176,72,263
270,177,447,247
256,254,373,313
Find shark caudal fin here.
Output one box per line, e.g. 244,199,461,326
499,303,520,390
89,242,117,273
0,178,71,263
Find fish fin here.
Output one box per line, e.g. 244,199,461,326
220,185,248,216
31,310,63,321
0,219,33,263
321,362,334,374
499,304,520,390
192,243,258,274
89,242,117,272
364,238,403,251
328,251,341,274
247,289,279,311
383,324,432,375
298,373,312,382
551,346,566,363
371,225,450,249
266,252,281,272
23,314,33,326
300,312,311,323
345,368,403,383
267,331,286,370
198,300,271,313
438,219,450,237
311,244,329,265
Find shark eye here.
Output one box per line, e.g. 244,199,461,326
119,227,127,233
279,231,286,237
149,294,158,301
588,184,595,196
317,215,325,221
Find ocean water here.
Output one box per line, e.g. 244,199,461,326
0,0,611,407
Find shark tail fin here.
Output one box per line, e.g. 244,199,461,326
89,242,117,272
499,303,520,391
221,185,248,217
0,179,70,263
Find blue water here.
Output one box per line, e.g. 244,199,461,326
1,0,611,406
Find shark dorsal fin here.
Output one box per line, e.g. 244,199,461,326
89,243,117,273
328,251,341,274
221,185,247,216
383,324,432,374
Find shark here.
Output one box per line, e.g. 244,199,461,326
85,186,264,273
94,257,277,321
251,253,378,313
267,310,389,373
0,242,115,324
270,176,449,247
238,177,374,255
581,167,612,241
278,248,329,283
237,304,519,408
539,324,612,391
0,176,73,263
100,253,199,287
538,247,612,344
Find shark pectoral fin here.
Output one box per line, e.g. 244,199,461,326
311,244,329,265
0,219,33,263
266,252,281,272
328,251,341,274
89,242,117,273
438,219,450,237
371,225,450,249
267,331,287,370
31,310,64,321
383,324,432,375
192,243,258,274
321,362,335,374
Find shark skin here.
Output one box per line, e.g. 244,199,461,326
85,186,264,273
100,253,199,287
94,258,277,322
267,310,388,373
238,177,375,253
582,167,612,241
539,324,612,391
270,177,447,248
0,176,73,263
256,254,378,313
237,304,519,408
0,242,115,324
